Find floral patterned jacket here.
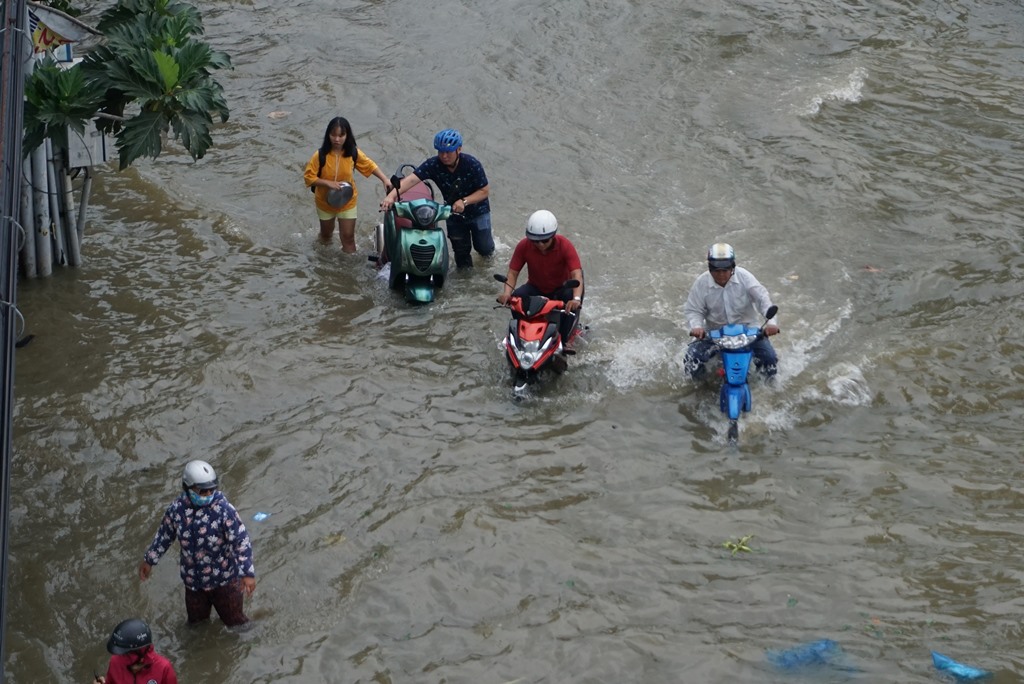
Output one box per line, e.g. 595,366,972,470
143,492,256,590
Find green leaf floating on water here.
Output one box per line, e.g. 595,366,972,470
722,534,754,555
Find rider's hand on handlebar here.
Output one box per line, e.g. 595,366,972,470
690,327,706,340
764,324,780,337
565,299,581,314
496,292,511,305
380,190,396,212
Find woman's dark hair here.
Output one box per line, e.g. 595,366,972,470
319,116,359,163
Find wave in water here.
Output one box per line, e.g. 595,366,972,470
800,67,868,116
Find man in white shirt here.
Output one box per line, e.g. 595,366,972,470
683,243,780,379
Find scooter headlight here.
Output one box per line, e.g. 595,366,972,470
412,204,438,227
717,333,754,350
514,338,554,370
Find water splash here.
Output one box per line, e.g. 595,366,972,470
801,67,868,115
826,363,873,406
604,333,683,389
776,298,854,381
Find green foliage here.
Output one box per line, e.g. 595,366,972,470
95,0,202,36
23,57,104,154
23,0,232,170
34,0,82,18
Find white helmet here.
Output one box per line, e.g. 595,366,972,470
525,210,558,241
707,242,736,270
182,460,218,491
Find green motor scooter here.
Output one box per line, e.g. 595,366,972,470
370,164,451,303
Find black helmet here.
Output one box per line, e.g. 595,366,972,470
106,618,152,655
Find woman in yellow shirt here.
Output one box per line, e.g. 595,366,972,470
304,116,391,253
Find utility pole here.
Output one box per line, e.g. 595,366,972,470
0,0,29,675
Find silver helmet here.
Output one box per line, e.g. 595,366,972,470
182,460,218,490
707,242,736,270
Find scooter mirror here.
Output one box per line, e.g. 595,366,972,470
493,273,508,283
765,305,778,319
563,279,580,289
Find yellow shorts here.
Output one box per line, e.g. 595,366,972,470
317,206,357,221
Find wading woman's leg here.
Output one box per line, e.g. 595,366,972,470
338,217,358,253
318,217,336,243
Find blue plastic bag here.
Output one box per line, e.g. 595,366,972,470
931,651,991,681
767,639,841,669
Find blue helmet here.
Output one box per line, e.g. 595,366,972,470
433,128,463,152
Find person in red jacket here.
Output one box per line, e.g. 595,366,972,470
94,618,177,684
496,209,585,343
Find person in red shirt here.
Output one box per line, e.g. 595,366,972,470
496,210,585,343
94,618,177,684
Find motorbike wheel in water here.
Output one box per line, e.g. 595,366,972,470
373,222,386,262
512,370,531,397
388,258,403,291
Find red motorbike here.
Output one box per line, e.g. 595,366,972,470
493,275,582,394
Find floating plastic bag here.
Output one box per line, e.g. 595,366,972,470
767,639,841,669
931,651,991,681
767,639,862,673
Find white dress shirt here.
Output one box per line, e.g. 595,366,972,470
683,266,777,331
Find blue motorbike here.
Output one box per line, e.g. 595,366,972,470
707,304,778,442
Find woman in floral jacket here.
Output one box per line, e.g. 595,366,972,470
138,460,256,626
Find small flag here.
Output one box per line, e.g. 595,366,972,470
29,10,73,54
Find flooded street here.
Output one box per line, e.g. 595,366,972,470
7,0,1024,681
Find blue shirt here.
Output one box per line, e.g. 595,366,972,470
414,153,490,219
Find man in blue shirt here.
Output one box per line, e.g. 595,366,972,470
381,128,493,268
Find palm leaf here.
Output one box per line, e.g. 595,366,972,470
22,60,103,154
105,51,169,100
115,110,168,169
170,109,214,160
152,51,181,93
172,40,213,81
98,0,203,35
28,0,232,169
206,48,232,71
